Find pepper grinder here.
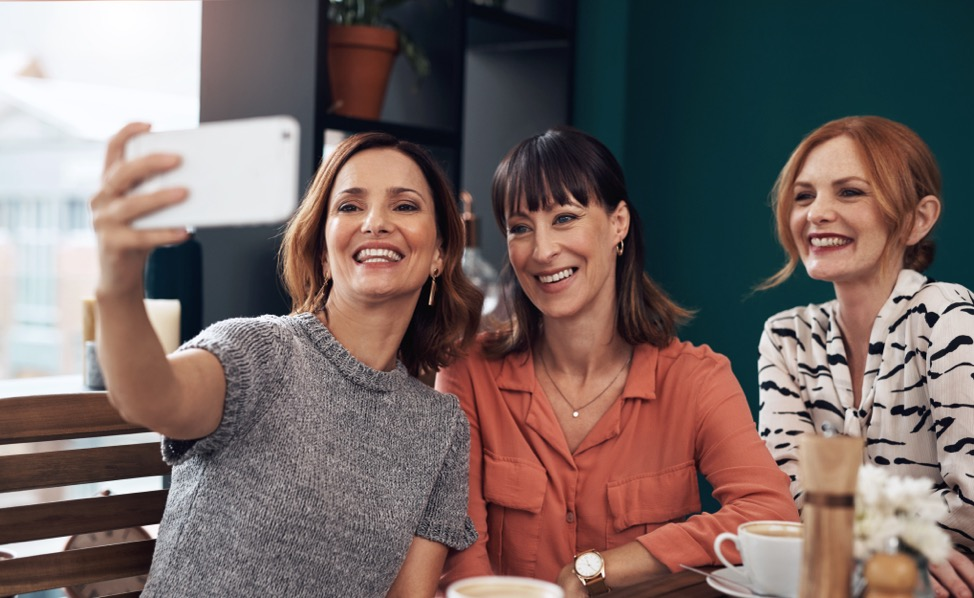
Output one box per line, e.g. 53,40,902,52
799,432,864,598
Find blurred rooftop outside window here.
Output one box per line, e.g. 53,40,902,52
0,0,201,380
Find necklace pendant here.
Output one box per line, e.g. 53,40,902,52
572,411,580,418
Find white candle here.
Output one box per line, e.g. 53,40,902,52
143,298,181,355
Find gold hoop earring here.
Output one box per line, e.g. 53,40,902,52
616,241,624,256
428,268,439,306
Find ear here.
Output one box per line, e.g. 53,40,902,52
906,195,941,246
431,241,444,276
611,201,631,246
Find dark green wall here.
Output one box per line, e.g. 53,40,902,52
575,0,974,417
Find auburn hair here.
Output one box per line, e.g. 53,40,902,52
761,115,941,289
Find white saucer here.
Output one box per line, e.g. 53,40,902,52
706,565,783,598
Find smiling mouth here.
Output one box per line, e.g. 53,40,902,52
810,236,851,248
538,268,576,284
354,248,403,263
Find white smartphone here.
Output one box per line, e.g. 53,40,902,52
125,115,301,229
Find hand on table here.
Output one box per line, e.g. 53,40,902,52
929,548,974,598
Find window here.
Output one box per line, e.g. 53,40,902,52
0,1,201,379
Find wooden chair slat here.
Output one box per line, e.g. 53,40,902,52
0,393,147,444
0,391,166,596
0,539,155,595
0,489,168,544
0,442,170,493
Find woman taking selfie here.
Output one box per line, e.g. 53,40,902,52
757,116,974,597
438,126,797,596
91,124,481,596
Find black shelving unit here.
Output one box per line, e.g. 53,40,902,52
467,3,573,48
189,0,576,326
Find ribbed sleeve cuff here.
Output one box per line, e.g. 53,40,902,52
418,516,479,551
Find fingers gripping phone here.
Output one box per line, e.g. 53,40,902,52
125,115,301,229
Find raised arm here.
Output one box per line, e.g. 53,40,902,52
91,123,225,439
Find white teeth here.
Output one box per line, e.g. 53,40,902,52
355,248,403,263
538,268,575,284
810,237,851,247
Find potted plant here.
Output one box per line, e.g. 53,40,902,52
326,0,434,120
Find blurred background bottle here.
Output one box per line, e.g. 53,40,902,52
460,191,499,317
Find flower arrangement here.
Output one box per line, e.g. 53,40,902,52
854,464,952,563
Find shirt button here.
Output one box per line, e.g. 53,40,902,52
566,511,575,523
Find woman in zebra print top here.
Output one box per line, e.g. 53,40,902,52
757,116,974,597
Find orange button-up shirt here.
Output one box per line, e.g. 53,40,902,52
437,337,798,586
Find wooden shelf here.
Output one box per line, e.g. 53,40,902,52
467,3,572,49
322,115,459,149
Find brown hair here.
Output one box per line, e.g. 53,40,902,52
761,115,941,289
279,132,482,376
483,126,691,359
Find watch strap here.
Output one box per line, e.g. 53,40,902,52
581,576,611,595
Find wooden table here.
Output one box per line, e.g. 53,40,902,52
607,569,723,597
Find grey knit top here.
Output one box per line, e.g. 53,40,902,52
141,313,477,597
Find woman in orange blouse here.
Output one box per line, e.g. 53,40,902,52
437,126,798,597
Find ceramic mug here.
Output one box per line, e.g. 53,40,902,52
714,520,803,598
446,575,564,598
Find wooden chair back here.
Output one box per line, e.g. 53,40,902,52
0,391,170,597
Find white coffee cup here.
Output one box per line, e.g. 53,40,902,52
446,575,564,598
714,520,803,598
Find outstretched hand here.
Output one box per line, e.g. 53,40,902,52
90,122,190,297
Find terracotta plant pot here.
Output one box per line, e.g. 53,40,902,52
327,25,400,120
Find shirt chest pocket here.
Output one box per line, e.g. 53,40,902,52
606,460,700,538
482,454,548,576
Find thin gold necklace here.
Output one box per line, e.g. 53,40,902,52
538,348,633,418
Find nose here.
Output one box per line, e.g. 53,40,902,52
361,204,391,235
532,225,560,262
806,194,836,224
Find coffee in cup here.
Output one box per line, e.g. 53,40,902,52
446,575,564,598
714,520,803,598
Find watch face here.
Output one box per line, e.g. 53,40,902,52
575,551,604,577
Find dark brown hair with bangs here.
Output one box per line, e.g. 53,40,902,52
760,115,941,289
279,131,483,376
483,126,691,359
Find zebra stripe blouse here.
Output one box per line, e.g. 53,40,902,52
758,269,974,555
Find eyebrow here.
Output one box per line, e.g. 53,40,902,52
386,186,422,196
794,176,870,187
334,186,424,197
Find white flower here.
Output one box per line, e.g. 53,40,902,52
854,464,951,563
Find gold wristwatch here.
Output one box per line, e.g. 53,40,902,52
573,549,611,595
